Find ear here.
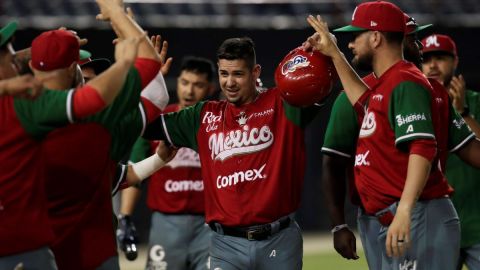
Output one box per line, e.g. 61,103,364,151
370,31,382,49
252,64,261,80
28,60,33,70
453,56,459,70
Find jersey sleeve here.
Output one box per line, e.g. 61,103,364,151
448,101,475,152
388,81,435,146
322,92,359,158
161,102,204,151
282,101,322,128
130,137,151,163
13,89,74,139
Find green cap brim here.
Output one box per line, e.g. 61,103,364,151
410,24,433,34
333,25,367,32
79,49,92,61
0,21,18,47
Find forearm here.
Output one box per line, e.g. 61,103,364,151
86,59,132,105
120,186,142,216
457,138,480,168
109,9,159,61
322,156,349,226
127,152,166,186
464,116,480,138
397,154,431,214
330,50,368,105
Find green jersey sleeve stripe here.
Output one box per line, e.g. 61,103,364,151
395,133,435,145
161,115,175,147
66,89,75,123
138,102,147,136
450,133,475,152
321,147,352,158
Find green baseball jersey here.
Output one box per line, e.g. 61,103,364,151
446,89,480,248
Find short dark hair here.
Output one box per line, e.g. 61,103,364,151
180,56,215,82
381,31,404,46
216,37,256,69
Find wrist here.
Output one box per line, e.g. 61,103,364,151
331,224,349,234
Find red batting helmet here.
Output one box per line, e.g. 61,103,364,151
275,46,336,106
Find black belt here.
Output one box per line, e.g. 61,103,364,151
209,217,291,241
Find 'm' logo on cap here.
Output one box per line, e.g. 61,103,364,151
425,35,440,48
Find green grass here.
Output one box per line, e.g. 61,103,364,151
303,251,369,270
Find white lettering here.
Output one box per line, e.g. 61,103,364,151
359,111,376,137
208,125,274,161
216,164,267,189
165,180,204,192
355,151,370,167
396,113,427,127
425,35,440,48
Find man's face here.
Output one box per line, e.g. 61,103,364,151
218,59,259,106
0,45,19,79
403,34,422,68
421,53,457,86
81,66,96,83
177,70,211,108
348,31,374,71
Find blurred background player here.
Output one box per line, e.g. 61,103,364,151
421,33,480,270
117,56,216,270
79,49,111,83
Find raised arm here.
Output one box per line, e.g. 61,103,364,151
306,15,368,105
95,0,159,62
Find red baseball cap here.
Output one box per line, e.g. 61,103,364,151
421,34,457,57
31,30,80,71
334,1,406,33
404,13,432,35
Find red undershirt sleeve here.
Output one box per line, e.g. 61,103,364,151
409,139,437,162
72,85,106,119
134,58,162,89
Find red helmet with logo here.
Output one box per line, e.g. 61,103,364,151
275,46,336,106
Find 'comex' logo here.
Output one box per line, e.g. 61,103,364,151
216,164,267,189
425,35,440,48
359,111,376,137
355,150,370,167
281,55,310,75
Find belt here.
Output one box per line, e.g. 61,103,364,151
209,216,291,241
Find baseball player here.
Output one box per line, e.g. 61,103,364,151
307,1,469,269
142,37,323,270
34,1,169,269
117,56,216,270
320,14,480,269
0,22,142,269
79,49,112,83
421,34,480,270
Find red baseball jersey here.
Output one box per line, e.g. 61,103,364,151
155,88,318,226
0,90,76,257
354,60,454,214
131,104,204,214
43,60,160,270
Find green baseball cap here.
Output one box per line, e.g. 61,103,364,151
0,21,18,47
